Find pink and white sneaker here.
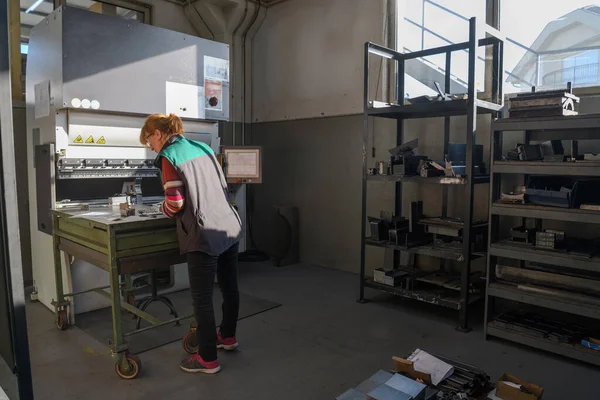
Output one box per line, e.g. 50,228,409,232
179,353,221,374
217,332,239,351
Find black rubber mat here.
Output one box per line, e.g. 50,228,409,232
74,287,281,354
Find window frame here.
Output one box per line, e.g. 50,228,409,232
396,0,498,99
398,0,600,96
499,0,600,94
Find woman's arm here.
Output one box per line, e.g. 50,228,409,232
160,158,185,217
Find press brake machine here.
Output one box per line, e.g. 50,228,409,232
26,6,248,316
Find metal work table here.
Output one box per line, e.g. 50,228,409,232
51,205,187,379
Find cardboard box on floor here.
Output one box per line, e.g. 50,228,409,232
496,373,543,400
392,356,432,385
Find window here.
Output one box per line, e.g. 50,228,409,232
397,0,487,98
503,1,600,93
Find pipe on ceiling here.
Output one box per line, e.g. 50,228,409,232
231,0,249,145
188,0,215,39
241,0,263,145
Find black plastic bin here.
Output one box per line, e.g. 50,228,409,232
525,176,600,208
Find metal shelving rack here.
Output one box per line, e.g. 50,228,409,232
358,17,504,332
484,114,600,366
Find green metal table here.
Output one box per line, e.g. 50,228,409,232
51,206,188,379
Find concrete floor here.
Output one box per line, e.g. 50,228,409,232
24,263,600,400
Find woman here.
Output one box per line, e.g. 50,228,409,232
140,113,242,374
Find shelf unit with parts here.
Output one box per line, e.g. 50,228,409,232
358,17,504,332
484,113,600,366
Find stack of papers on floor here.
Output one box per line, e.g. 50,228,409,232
407,348,454,386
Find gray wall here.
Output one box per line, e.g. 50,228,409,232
250,115,365,272
252,0,384,122
250,0,491,274
250,113,491,275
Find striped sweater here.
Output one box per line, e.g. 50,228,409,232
160,157,185,217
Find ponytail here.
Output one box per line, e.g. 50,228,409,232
166,113,184,136
140,113,185,145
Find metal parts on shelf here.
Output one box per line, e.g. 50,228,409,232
508,82,580,118
490,309,588,344
535,230,565,250
525,176,600,209
368,202,429,249
486,108,600,366
509,226,536,244
361,16,503,332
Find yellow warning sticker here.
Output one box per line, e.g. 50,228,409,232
74,135,83,143
85,135,94,144
97,136,106,144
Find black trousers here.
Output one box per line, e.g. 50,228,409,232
186,242,240,362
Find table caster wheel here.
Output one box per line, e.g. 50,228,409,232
115,354,142,380
56,310,69,331
182,329,198,354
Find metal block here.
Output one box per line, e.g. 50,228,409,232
373,268,407,287
367,385,412,400
336,388,368,400
448,143,483,164
385,373,426,400
34,144,55,234
426,224,460,237
355,370,394,395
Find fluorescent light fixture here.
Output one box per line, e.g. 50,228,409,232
26,0,45,13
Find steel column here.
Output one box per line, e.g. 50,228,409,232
358,42,370,303
458,17,478,332
0,0,33,395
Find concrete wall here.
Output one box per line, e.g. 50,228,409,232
250,0,491,274
252,0,384,122
148,0,198,36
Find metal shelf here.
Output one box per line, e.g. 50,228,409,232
486,325,600,367
492,113,600,132
487,282,600,320
491,203,600,224
363,279,482,310
367,175,490,185
367,99,502,120
365,238,482,262
360,17,503,332
492,161,600,176
490,240,600,273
